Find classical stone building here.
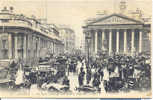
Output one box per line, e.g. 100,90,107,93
0,7,64,67
83,13,151,56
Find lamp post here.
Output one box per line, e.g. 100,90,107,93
85,32,91,68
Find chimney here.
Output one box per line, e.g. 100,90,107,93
10,6,14,13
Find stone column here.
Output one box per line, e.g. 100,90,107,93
139,30,142,53
23,35,27,60
50,41,52,54
95,30,98,54
101,30,105,51
124,29,127,53
90,31,94,54
38,37,41,57
131,29,135,54
14,34,18,59
49,42,51,53
116,29,119,53
53,42,54,54
8,33,12,59
109,29,112,55
84,32,87,53
149,32,151,41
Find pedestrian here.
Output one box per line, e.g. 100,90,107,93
92,71,101,89
9,60,17,81
98,67,104,81
78,67,85,86
86,68,91,84
104,80,109,92
63,75,70,86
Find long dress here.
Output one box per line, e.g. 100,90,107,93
103,68,109,81
15,64,24,85
77,61,82,74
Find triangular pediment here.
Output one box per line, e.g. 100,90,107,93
89,14,143,25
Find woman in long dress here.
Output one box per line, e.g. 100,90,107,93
15,63,24,85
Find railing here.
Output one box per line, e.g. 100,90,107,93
0,18,61,41
0,19,31,28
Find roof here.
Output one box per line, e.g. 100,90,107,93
86,13,144,26
58,25,75,33
0,10,62,42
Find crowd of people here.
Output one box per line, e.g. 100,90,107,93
76,52,151,92
2,52,151,93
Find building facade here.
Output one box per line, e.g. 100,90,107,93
0,7,64,67
83,13,151,56
59,26,75,54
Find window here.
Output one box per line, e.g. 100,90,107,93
17,35,24,49
1,39,8,59
2,40,7,49
1,19,9,23
0,35,8,59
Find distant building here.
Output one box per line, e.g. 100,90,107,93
58,25,75,54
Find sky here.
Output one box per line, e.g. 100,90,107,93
0,0,152,48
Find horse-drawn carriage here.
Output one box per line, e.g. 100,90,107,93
38,56,70,92
53,56,67,78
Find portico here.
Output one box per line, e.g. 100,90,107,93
83,14,150,56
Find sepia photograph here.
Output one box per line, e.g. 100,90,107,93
0,98,150,100
0,0,152,98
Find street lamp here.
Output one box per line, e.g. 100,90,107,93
85,32,91,68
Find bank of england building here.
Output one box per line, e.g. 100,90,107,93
0,7,64,68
